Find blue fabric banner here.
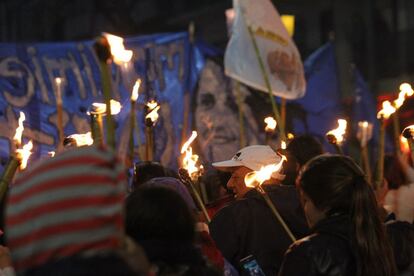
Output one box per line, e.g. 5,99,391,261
0,32,205,171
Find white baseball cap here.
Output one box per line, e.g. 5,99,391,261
212,145,285,180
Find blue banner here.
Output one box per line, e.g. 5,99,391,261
0,32,205,171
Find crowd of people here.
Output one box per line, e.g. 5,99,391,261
0,134,413,275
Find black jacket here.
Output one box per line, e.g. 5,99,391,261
209,185,309,276
278,213,356,276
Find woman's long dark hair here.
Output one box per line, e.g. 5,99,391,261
298,154,396,276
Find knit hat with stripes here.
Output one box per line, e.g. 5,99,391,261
6,146,127,273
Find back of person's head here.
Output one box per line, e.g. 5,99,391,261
282,135,323,186
142,177,196,211
5,146,128,274
286,134,323,166
133,161,166,189
126,187,221,275
298,154,396,276
126,186,195,243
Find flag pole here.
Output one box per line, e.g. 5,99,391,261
245,22,286,141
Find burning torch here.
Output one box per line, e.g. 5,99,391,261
244,154,296,242
89,100,122,146
179,131,210,223
63,132,94,148
93,33,132,150
402,125,414,166
144,100,160,161
264,116,277,146
375,100,396,189
129,79,141,163
0,112,33,201
356,121,373,184
326,119,347,155
54,77,65,151
392,83,414,151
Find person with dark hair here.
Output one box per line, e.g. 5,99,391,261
281,134,324,186
279,154,397,276
209,145,308,275
132,161,167,190
125,186,220,276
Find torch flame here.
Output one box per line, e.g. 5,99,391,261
244,154,287,188
264,117,277,132
287,133,295,140
145,100,160,123
326,119,347,145
91,100,122,115
393,82,414,109
377,100,396,120
103,33,133,65
131,79,141,102
281,140,286,150
13,112,26,147
67,132,94,147
181,131,203,180
400,136,410,154
16,140,33,170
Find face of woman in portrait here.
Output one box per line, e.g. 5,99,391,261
195,60,259,163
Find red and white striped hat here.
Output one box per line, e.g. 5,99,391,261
6,146,127,272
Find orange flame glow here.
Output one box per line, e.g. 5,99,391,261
281,140,286,150
400,136,410,154
103,33,133,65
326,119,347,145
16,140,33,170
91,100,122,115
377,100,396,120
393,83,414,109
287,133,295,140
244,155,287,188
264,117,277,132
181,131,203,180
145,100,160,123
131,79,141,102
13,112,26,147
67,132,94,147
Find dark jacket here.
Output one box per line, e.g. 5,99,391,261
278,213,356,276
209,185,309,276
